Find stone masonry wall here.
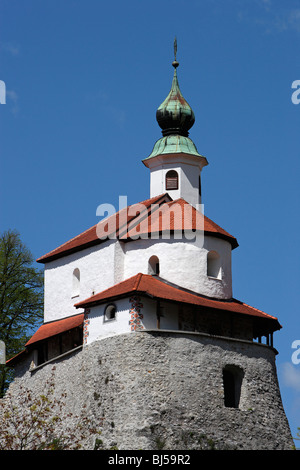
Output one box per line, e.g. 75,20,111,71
7,331,293,450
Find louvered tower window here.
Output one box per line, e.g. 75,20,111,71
166,170,178,190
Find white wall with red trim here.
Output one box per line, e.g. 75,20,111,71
43,231,232,325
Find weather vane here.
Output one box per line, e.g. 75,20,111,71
172,37,179,68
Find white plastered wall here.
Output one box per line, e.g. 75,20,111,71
123,234,232,299
43,230,232,325
86,298,130,344
86,296,179,345
43,239,125,323
201,236,232,299
150,161,201,207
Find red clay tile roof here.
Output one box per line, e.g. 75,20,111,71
6,349,27,366
124,198,237,245
25,313,84,347
37,194,238,263
75,273,280,332
10,275,279,366
6,313,84,365
36,194,169,263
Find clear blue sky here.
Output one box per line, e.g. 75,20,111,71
1,0,300,445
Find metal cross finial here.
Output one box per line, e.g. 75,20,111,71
172,37,179,68
174,37,177,61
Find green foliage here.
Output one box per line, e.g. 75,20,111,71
0,367,102,450
292,427,300,450
0,229,44,396
154,435,166,450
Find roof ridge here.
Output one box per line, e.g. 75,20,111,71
36,223,98,261
37,193,238,263
133,272,143,290
37,194,170,262
117,194,170,239
169,197,236,237
74,272,144,308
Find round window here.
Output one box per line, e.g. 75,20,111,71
104,304,116,322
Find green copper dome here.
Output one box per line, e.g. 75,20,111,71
156,66,195,138
145,134,202,160
145,41,204,161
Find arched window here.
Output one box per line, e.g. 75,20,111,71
72,268,80,297
223,365,244,408
207,251,221,279
104,304,116,322
148,255,160,275
166,170,178,190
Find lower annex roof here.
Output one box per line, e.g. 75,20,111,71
75,273,281,332
7,274,280,366
6,313,84,366
25,313,85,347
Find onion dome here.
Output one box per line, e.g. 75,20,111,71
144,39,205,162
156,45,195,137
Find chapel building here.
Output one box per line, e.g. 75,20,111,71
7,45,293,450
25,53,280,364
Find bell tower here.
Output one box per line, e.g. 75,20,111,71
143,39,208,207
